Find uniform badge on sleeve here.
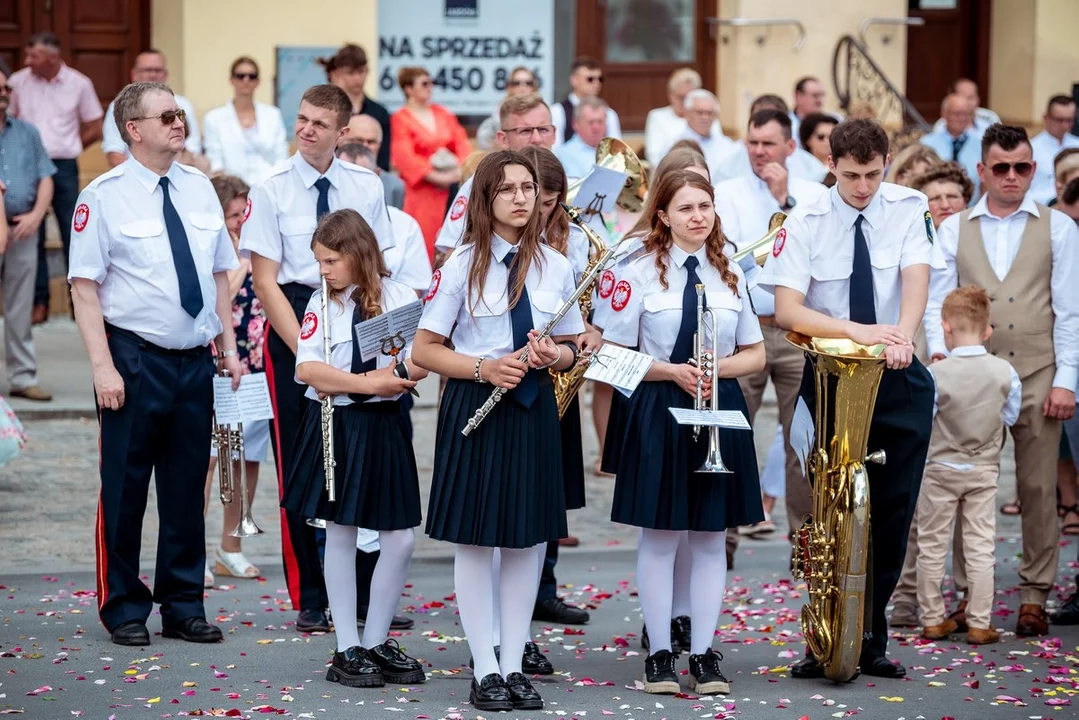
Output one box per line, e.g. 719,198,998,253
611,280,632,312
772,227,787,258
73,203,90,233
598,269,616,298
449,196,468,222
300,311,318,340
243,196,252,222
924,210,935,244
424,269,442,302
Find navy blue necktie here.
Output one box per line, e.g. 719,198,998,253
849,214,877,325
505,251,538,407
348,303,377,403
670,256,703,364
159,177,203,318
314,177,331,220
951,134,967,161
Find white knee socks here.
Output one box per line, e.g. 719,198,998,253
687,530,728,655
455,545,499,678
498,546,542,676
672,532,692,617
637,529,681,653
325,521,361,652
361,528,415,649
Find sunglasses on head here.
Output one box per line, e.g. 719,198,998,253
233,72,258,81
990,161,1034,178
133,108,187,126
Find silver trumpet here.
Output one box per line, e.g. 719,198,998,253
692,284,733,475
307,276,337,530
213,370,264,537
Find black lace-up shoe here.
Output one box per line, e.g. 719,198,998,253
523,641,554,674
671,616,692,654
643,649,680,694
296,608,330,633
688,649,730,695
505,671,544,710
111,620,150,646
369,639,426,684
326,646,385,687
161,617,223,643
533,596,590,624
470,673,513,711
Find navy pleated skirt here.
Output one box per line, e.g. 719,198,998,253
281,398,422,530
600,388,629,475
426,377,568,548
561,393,586,511
611,379,764,532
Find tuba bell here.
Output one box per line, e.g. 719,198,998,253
566,138,648,214
787,333,887,683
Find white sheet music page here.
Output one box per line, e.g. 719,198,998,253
583,344,654,396
355,300,423,362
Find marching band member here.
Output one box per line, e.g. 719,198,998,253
760,118,940,678
602,169,765,695
412,150,584,712
280,209,426,688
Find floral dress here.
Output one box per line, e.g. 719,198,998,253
232,274,266,373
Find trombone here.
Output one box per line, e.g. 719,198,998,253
692,284,733,475
212,369,264,538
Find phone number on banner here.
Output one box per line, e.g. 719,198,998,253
380,65,543,95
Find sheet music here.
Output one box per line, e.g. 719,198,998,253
583,344,653,396
213,374,275,425
356,527,380,553
355,300,423,362
572,166,627,218
668,408,751,429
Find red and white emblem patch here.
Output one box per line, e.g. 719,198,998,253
424,269,441,302
300,311,318,340
611,280,632,312
243,196,252,222
449,196,468,222
598,269,616,298
772,227,787,258
73,203,90,232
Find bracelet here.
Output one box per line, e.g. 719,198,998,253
474,356,488,383
544,344,565,370
218,349,237,358
561,341,580,367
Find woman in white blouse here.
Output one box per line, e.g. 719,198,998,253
203,56,289,187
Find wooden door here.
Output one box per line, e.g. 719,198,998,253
575,0,717,132
904,0,991,122
0,0,34,77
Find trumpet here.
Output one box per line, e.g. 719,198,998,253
692,284,733,475
212,370,263,538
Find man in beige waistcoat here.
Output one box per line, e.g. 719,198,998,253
925,124,1079,637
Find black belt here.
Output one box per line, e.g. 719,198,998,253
105,323,209,358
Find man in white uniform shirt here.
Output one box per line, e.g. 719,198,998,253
1029,95,1079,204
714,108,826,555
643,68,721,167
240,84,392,635
555,96,607,181
675,89,734,181
68,82,241,647
551,56,621,148
715,94,828,184
924,123,1079,638
931,78,1000,135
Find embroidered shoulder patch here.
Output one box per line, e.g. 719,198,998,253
772,227,787,258
300,311,318,340
611,280,632,312
449,196,468,222
73,203,90,233
924,210,935,244
598,269,616,298
424,269,442,302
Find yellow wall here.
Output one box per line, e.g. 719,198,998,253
715,0,908,137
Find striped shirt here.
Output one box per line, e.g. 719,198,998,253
0,116,56,218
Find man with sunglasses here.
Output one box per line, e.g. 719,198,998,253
1030,95,1079,205
925,123,1079,638
68,81,242,647
551,56,621,148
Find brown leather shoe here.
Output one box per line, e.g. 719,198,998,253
921,619,958,640
948,600,969,633
31,304,48,325
966,626,1000,645
558,536,580,547
1016,603,1048,637
9,385,52,402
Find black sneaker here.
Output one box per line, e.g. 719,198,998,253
469,673,513,712
522,640,554,674
643,649,680,694
688,649,730,695
326,646,385,687
671,616,691,654
369,639,426,684
505,671,543,710
533,596,590,624
296,608,330,633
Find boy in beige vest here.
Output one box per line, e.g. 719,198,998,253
917,286,1021,645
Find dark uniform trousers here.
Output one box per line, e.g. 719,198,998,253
800,355,934,657
264,283,378,614
96,326,214,631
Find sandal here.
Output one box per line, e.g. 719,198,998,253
1000,499,1021,516
1061,505,1079,536
214,547,261,578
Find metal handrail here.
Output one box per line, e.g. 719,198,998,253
832,34,930,141
858,17,926,46
705,17,806,51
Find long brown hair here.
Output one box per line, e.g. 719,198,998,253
626,148,709,239
644,170,738,296
311,209,389,320
461,150,545,314
518,146,570,256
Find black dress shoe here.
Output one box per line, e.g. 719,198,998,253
470,673,513,712
533,596,590,624
162,617,223,643
110,620,150,647
523,640,554,674
643,649,680,694
326,645,385,687
790,654,824,679
369,639,426,684
860,654,906,678
1051,590,1079,625
357,604,415,630
505,671,544,710
671,615,692,654
296,608,330,633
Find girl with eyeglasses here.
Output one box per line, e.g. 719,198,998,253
412,150,584,712
477,67,538,150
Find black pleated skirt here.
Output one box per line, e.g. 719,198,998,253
611,379,764,532
561,393,586,511
281,398,422,530
426,377,568,548
600,388,629,475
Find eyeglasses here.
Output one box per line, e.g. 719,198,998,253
0,85,12,94
584,74,604,83
233,72,258,81
990,161,1034,178
501,124,555,140
497,182,538,200
132,108,186,125
509,79,535,88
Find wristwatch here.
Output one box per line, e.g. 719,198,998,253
780,196,797,212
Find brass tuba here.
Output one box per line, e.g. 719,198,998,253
786,333,887,683
730,212,787,267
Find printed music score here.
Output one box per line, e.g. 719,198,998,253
355,300,424,363
212,374,275,425
356,527,380,553
583,344,654,397
668,408,751,429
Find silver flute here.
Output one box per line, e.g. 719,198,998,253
320,276,337,502
461,203,621,436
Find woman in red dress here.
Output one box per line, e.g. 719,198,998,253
390,67,472,261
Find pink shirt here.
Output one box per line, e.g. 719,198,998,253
10,64,103,160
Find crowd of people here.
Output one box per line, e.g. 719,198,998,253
2,29,1079,711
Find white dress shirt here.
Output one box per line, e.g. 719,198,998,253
239,153,393,288
931,108,1001,136
677,126,736,182
920,126,985,203
555,134,598,181
713,143,828,184
551,93,622,150
102,94,201,157
602,244,762,362
924,193,1079,390
68,158,238,349
295,278,418,405
1030,130,1079,205
419,236,584,357
434,176,474,253
384,206,433,293
759,183,944,325
202,100,289,187
644,105,721,166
